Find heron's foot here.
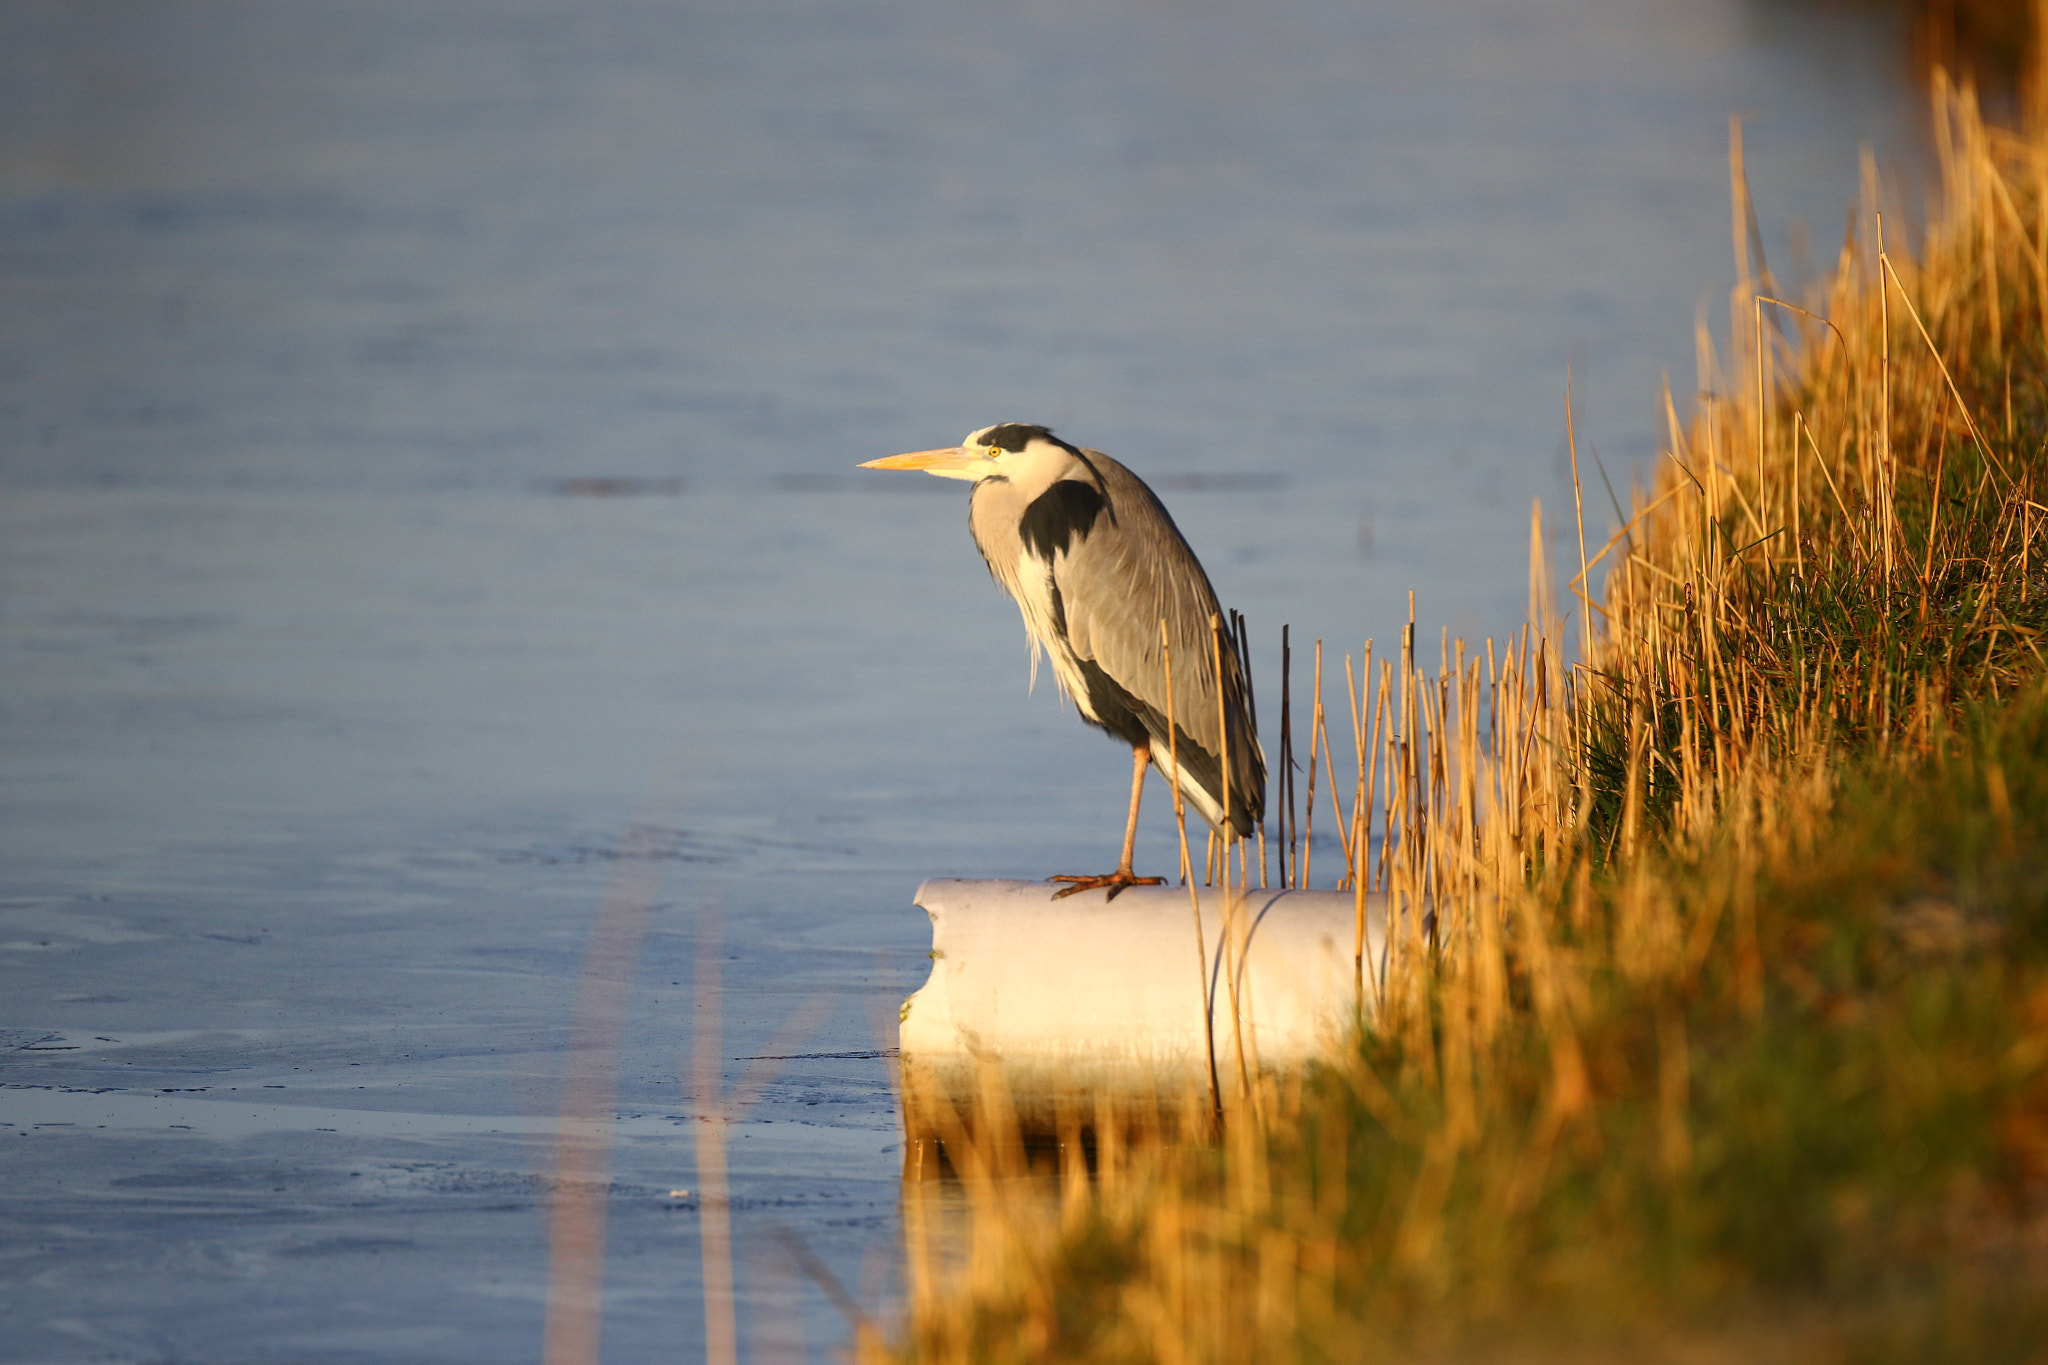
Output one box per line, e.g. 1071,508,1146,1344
1049,870,1166,902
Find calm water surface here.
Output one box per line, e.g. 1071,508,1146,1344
1,1,1921,1359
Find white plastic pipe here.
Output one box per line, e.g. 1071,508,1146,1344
898,878,1386,1141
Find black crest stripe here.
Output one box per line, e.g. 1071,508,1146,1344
980,423,1051,452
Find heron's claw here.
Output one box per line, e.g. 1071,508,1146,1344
1049,871,1167,901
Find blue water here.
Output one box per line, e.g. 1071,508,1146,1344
0,1,1922,1359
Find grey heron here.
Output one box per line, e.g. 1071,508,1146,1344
861,423,1264,898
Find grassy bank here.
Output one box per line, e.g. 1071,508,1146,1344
867,77,2048,1364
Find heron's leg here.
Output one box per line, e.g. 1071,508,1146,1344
1114,740,1149,875
1051,742,1167,901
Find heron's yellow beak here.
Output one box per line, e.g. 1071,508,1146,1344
858,446,991,481
859,447,971,471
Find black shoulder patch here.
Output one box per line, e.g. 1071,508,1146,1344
1018,478,1106,560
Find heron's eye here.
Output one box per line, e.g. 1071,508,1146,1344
986,445,1002,460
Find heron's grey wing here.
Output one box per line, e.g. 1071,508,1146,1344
1053,455,1263,828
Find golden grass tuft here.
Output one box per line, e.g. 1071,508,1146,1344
869,71,2048,1364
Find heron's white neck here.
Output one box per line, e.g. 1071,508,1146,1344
990,437,1087,498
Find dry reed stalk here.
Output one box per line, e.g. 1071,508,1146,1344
1341,654,1362,892
1302,640,1324,887
1232,610,1269,890
1567,376,1594,664
1322,653,1353,876
1358,642,1384,1004
1212,613,1255,1104
1162,616,1222,1124
541,824,672,1365
1280,625,1295,887
691,905,738,1365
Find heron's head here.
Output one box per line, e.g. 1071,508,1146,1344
859,423,1076,483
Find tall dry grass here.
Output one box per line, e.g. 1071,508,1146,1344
868,70,2048,1364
